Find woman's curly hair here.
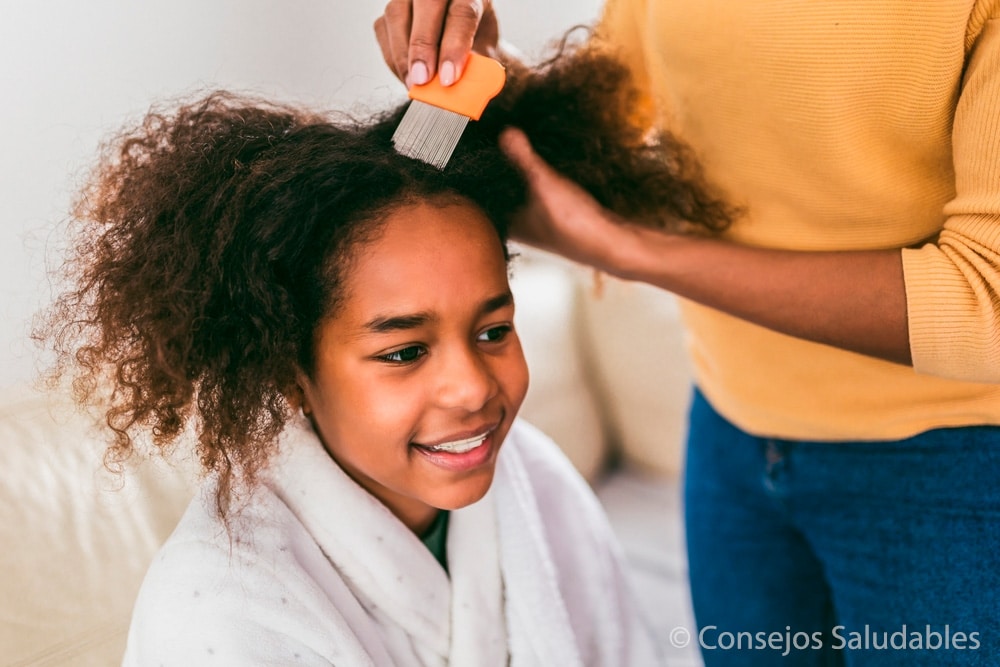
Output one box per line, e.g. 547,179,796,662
38,38,734,517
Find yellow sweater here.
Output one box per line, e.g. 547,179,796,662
598,0,1000,440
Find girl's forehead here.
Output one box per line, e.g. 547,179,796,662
360,198,502,262
332,200,510,319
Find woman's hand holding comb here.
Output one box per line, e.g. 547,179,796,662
375,0,500,89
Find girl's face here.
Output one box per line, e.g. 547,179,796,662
298,200,529,534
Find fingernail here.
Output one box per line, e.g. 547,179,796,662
440,61,455,87
410,61,429,86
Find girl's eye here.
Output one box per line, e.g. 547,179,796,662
478,325,512,343
378,346,426,364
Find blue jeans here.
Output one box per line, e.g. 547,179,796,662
684,389,1000,666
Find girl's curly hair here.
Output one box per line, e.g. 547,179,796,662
38,38,734,517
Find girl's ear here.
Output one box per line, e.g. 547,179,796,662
287,374,313,415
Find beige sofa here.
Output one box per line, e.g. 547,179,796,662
1,247,701,666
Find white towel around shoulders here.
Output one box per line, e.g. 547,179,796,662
121,417,663,666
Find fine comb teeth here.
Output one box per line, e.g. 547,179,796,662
392,53,506,170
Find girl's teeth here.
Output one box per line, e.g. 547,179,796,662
427,434,487,453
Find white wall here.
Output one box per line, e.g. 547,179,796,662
1,0,602,390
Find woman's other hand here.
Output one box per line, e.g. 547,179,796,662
499,127,639,275
374,0,500,88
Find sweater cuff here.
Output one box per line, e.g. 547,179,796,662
902,243,1000,383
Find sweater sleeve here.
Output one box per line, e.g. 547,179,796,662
901,4,1000,383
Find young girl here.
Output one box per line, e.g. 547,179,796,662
42,43,732,666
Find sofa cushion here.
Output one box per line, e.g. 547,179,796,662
0,384,196,666
509,248,610,482
577,275,694,478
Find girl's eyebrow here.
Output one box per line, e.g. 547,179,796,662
365,312,433,333
481,292,514,316
362,292,514,334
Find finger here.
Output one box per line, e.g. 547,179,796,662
438,0,486,85
499,127,554,187
408,0,451,85
471,2,500,57
373,17,403,81
380,0,415,85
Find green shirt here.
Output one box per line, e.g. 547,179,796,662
420,510,449,573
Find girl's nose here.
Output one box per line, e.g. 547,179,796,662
435,346,498,412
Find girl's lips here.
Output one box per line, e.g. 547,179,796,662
412,430,497,472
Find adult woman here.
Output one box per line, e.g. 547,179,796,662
375,2,1000,665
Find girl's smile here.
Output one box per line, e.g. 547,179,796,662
411,425,498,471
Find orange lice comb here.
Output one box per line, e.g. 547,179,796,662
392,53,506,170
